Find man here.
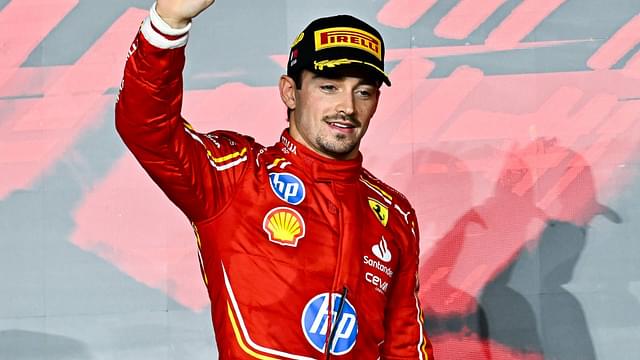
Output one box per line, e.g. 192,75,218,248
116,0,434,358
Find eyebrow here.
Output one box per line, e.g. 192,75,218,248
311,73,378,87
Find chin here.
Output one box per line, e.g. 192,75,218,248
320,144,357,159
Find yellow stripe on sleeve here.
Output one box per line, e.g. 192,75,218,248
211,147,248,163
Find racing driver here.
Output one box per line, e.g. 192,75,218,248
115,0,434,358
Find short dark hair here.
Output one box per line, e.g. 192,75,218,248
291,71,303,90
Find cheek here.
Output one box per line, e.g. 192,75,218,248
299,95,322,115
357,101,378,119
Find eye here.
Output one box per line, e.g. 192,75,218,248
355,87,375,98
320,84,338,92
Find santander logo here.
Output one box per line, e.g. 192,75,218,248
371,236,392,263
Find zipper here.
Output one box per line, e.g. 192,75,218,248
325,182,341,359
325,286,349,359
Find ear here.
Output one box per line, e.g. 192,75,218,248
279,75,297,110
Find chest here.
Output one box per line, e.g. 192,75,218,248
212,164,404,283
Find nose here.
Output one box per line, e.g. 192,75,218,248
335,91,355,116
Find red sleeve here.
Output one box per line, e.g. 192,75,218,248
381,206,434,359
115,8,251,222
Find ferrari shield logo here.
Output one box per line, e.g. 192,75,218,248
368,198,388,227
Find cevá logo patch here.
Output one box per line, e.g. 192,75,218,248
301,292,358,355
269,172,305,205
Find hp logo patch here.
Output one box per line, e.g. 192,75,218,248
269,172,305,205
301,293,358,355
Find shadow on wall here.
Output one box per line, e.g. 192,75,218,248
479,143,622,360
415,144,546,360
411,138,621,359
0,330,92,359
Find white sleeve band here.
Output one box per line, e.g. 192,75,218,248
140,2,191,49
149,1,192,36
141,17,189,49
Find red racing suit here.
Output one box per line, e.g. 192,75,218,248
115,7,433,360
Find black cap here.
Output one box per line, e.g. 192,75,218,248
287,15,391,86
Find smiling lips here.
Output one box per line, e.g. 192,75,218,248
326,113,359,133
328,121,357,133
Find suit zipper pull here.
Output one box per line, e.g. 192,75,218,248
326,286,349,360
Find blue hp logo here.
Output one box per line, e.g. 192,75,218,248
301,293,358,355
269,172,305,205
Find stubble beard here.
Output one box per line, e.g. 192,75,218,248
313,113,363,158
315,133,359,159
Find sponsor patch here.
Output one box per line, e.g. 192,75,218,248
269,172,305,205
314,27,382,60
372,236,392,262
365,272,388,294
368,198,388,226
394,203,410,224
302,293,358,355
363,255,394,278
280,135,297,154
263,207,305,247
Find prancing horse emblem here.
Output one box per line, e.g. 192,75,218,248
368,198,388,227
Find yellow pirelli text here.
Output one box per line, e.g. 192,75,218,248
314,27,382,60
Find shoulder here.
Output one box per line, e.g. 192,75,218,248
181,127,262,171
360,168,422,262
360,168,414,211
360,168,418,236
196,129,265,158
202,130,258,149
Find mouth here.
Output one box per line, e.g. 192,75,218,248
326,118,359,133
329,122,355,128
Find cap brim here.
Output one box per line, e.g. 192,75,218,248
312,59,391,86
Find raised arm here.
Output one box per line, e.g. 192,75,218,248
115,1,252,222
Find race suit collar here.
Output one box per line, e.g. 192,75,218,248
277,130,362,182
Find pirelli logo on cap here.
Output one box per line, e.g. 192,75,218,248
314,27,382,60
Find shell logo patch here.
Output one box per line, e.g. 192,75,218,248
368,198,388,227
263,207,305,247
